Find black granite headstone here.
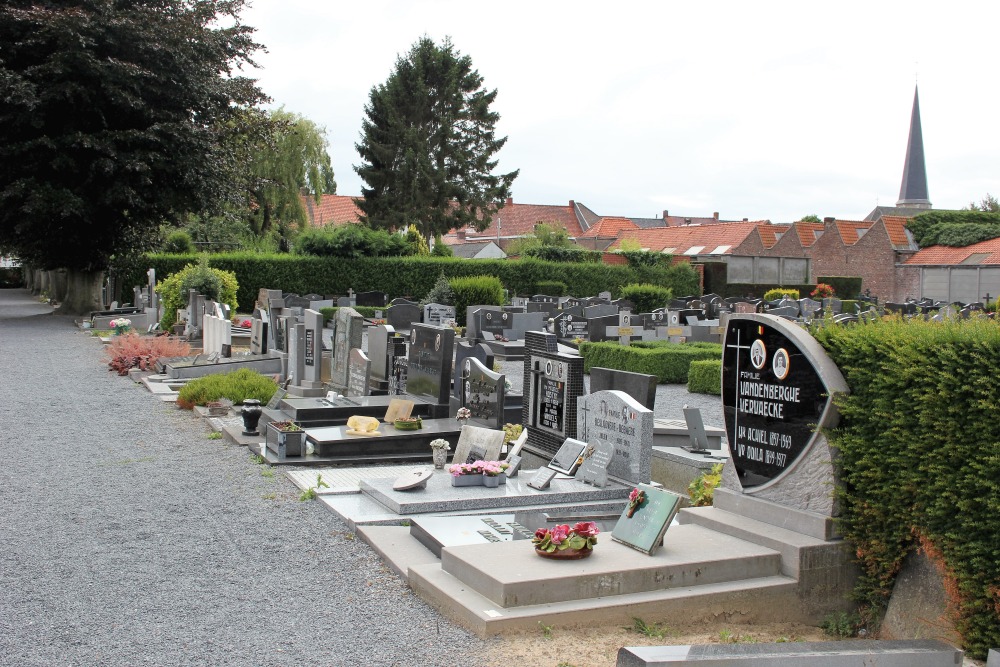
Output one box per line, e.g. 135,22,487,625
460,357,504,429
589,367,657,410
406,324,454,405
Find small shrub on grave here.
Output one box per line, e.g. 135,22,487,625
157,260,238,330
176,368,278,409
578,341,721,384
618,283,673,313
688,463,723,506
448,275,504,326
687,359,721,395
534,280,567,296
763,288,800,301
421,272,455,307
104,334,192,376
817,276,862,298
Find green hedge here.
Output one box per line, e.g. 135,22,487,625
619,283,673,313
125,253,700,312
535,280,567,296
687,359,722,395
578,340,722,384
449,275,504,326
817,276,863,298
813,319,1000,658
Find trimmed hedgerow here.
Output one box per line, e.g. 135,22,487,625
812,318,1000,659
535,280,567,296
578,340,722,384
763,288,800,301
176,368,278,409
687,359,721,395
449,275,504,326
125,253,700,312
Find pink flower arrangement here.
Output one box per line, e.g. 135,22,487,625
531,521,600,553
627,487,646,518
448,460,509,477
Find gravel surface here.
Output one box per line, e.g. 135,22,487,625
0,289,488,667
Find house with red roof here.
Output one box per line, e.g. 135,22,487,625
301,194,363,228
904,236,1000,304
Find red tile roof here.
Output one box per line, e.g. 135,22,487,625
756,224,789,248
881,215,916,249
905,236,1000,266
580,216,640,238
473,200,584,238
301,194,363,227
793,222,827,247
833,220,873,245
611,221,767,255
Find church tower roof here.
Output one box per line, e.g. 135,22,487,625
896,85,932,209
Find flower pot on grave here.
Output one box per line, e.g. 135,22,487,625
432,448,448,469
534,547,594,560
266,421,305,457
483,474,502,488
241,399,262,435
450,474,484,487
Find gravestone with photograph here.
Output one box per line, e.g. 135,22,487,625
423,303,456,328
459,357,505,430
450,425,505,467
522,331,584,458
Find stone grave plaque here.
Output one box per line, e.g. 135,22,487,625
576,390,654,486
505,454,523,478
527,466,557,490
383,398,414,423
423,303,456,327
533,359,569,437
388,337,408,395
347,348,371,397
722,314,848,490
574,440,615,487
460,357,504,429
464,444,487,465
392,468,433,491
548,438,588,475
266,388,287,411
611,484,682,556
453,340,495,400
451,425,504,466
406,324,454,405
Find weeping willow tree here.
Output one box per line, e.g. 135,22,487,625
246,107,335,250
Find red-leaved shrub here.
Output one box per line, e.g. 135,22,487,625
104,334,191,376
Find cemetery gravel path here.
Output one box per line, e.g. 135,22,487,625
0,289,489,667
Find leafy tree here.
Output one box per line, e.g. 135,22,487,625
964,194,999,213
800,214,822,223
906,210,1000,247
430,234,454,257
506,222,575,256
294,224,411,258
0,0,267,314
246,107,335,249
354,36,518,241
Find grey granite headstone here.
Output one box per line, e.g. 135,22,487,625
423,303,456,327
504,311,546,340
387,302,420,331
453,340,495,400
576,389,654,486
300,309,324,386
575,439,615,487
367,324,395,389
451,425,505,466
460,357,505,430
347,348,371,397
331,307,364,392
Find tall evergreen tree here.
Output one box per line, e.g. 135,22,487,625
354,37,518,240
0,0,267,313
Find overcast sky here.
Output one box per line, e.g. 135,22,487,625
240,1,998,224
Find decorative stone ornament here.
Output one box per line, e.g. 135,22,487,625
721,314,849,513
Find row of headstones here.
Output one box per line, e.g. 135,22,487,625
885,298,989,320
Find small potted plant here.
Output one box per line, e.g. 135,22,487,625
447,460,509,487
429,438,451,469
266,420,306,457
109,317,133,336
531,521,600,559
394,415,422,431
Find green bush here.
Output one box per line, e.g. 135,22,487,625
523,245,602,263
163,230,195,254
421,273,455,306
535,280,567,296
578,340,722,384
687,359,721,395
619,250,671,267
813,318,1000,658
449,275,505,326
763,288,800,301
817,276,863,299
176,368,278,409
156,260,238,330
907,210,1000,247
295,223,411,258
688,462,723,506
619,283,673,313
430,234,453,257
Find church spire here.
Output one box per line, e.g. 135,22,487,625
896,85,931,209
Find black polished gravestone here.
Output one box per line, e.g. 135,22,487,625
356,291,388,308
522,331,585,458
452,340,495,400
589,367,657,410
475,308,510,339
406,324,455,406
387,302,421,331
722,314,849,490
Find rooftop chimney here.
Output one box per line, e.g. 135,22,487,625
505,196,513,206
713,212,719,220
823,217,836,224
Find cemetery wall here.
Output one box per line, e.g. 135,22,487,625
579,340,722,384
813,317,1000,659
127,254,699,312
